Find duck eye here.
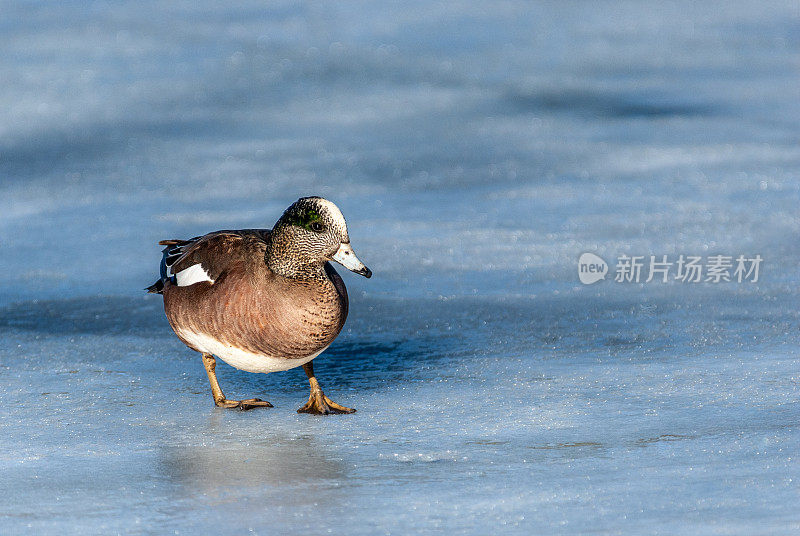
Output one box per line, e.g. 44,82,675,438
310,221,325,232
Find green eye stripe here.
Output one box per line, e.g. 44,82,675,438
287,209,323,231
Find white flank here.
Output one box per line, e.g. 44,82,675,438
176,328,328,373
174,264,214,286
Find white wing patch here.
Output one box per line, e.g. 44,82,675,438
174,263,215,286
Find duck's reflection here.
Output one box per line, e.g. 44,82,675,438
158,412,349,501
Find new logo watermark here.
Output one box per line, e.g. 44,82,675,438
578,253,609,284
578,253,762,285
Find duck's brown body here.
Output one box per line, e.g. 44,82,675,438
161,230,348,373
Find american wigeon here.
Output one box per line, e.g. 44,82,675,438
147,197,371,414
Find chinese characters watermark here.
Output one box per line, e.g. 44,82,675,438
579,253,762,285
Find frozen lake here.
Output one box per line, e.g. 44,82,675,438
1,1,799,534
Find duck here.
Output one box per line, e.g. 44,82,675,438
146,196,371,414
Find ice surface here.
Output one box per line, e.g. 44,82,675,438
1,1,799,534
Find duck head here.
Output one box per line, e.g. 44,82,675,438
268,196,372,279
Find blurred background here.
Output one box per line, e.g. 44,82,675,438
1,1,799,534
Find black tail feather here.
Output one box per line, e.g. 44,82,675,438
146,241,179,294
145,279,165,294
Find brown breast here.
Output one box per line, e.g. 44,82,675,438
163,262,348,360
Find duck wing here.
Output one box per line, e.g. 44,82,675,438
146,229,270,293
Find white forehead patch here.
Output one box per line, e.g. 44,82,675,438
316,198,348,236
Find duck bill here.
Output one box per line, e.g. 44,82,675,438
332,243,372,278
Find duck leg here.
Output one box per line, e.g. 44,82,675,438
297,361,355,415
201,352,272,410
